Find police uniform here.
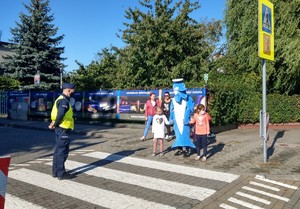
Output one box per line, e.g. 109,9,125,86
50,83,75,180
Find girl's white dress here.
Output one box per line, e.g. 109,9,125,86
152,114,169,139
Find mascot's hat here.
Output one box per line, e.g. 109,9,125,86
172,78,186,92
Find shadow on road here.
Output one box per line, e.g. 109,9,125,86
267,130,285,160
69,148,146,176
207,142,225,159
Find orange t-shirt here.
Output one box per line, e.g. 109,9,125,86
190,112,210,135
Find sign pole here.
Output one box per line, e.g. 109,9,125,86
262,59,267,163
203,73,209,109
258,0,274,163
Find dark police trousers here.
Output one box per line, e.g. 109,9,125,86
53,127,71,177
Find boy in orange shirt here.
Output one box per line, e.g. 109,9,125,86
189,104,210,161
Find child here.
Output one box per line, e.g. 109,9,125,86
152,107,169,156
189,104,210,161
161,91,173,141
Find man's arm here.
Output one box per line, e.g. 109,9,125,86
53,99,70,128
48,99,70,129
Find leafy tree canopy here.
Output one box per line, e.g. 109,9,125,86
224,0,300,95
71,0,222,90
0,76,20,91
3,0,65,91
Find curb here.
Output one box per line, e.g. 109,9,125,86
238,123,300,129
0,120,145,136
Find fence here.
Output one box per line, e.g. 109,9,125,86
6,88,207,121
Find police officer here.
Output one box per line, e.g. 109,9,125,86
48,83,75,180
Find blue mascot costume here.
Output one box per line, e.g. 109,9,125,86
169,78,195,155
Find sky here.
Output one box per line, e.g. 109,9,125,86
0,0,226,72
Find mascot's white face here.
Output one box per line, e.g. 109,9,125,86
173,87,179,95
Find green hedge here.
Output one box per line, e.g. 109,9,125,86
209,89,300,126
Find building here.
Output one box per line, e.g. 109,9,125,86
0,41,14,75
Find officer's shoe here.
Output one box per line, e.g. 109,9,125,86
58,173,75,180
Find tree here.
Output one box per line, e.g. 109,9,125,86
69,47,119,90
116,0,221,89
270,0,300,94
224,0,300,95
3,0,65,91
0,76,20,91
70,0,222,90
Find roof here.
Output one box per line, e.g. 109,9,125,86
0,41,14,62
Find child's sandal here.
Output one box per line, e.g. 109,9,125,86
195,156,201,161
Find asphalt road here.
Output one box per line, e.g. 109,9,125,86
1,124,300,208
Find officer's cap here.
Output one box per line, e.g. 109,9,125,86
62,83,76,89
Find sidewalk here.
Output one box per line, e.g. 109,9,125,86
1,117,300,180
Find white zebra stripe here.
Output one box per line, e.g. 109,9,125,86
242,186,289,202
228,197,265,209
9,168,176,209
74,149,95,152
34,158,52,161
249,181,280,191
46,160,215,201
5,194,46,209
219,203,238,209
236,191,271,205
72,151,89,153
83,151,239,183
255,176,298,190
9,163,30,167
28,161,44,164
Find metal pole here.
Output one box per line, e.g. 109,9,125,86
262,59,267,163
60,68,63,89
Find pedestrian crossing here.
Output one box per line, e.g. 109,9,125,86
219,175,299,209
5,194,46,209
45,160,215,201
5,151,299,209
83,151,239,183
9,169,175,209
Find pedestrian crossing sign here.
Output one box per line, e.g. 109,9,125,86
258,0,274,61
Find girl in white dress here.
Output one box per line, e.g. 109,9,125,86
152,107,170,156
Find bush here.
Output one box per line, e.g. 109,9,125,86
267,94,300,124
208,74,249,126
0,76,20,91
209,88,300,125
238,92,261,124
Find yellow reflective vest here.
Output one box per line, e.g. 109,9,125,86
51,95,74,130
